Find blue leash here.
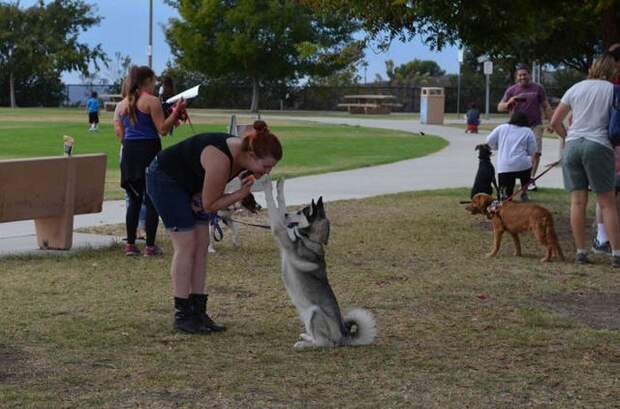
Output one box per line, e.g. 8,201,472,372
192,196,224,242
209,214,224,242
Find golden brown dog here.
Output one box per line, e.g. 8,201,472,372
466,193,564,262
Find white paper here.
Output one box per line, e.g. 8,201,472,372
166,85,200,104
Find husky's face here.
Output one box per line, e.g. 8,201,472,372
285,197,330,245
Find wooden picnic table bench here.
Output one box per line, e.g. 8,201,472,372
338,94,401,114
101,94,123,112
0,154,107,250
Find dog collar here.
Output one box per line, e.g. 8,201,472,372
486,200,502,216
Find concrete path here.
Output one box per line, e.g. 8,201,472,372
0,116,564,256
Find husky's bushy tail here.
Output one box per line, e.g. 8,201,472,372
344,308,377,346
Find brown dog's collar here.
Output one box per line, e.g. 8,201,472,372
486,200,502,218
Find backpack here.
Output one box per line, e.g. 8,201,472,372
609,84,620,146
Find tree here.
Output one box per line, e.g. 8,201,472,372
302,0,620,73
165,0,363,111
106,52,133,93
307,64,362,86
0,0,106,107
385,58,445,85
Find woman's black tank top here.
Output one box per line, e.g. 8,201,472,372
156,133,236,194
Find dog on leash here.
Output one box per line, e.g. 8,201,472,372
263,177,377,349
208,193,261,253
207,170,267,253
466,193,564,262
471,144,498,199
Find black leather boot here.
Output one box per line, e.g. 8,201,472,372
174,297,210,334
189,293,227,332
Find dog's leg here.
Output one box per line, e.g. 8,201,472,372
532,223,551,262
547,222,565,261
263,177,295,250
304,306,336,348
486,227,503,258
208,226,216,253
298,333,314,342
293,339,315,350
228,220,240,247
276,178,287,213
510,233,522,257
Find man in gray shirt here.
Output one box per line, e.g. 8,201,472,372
498,64,553,191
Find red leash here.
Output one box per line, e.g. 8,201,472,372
501,160,560,203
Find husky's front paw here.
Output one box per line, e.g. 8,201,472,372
293,340,314,350
276,178,285,194
299,333,313,342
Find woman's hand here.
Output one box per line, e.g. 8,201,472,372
174,98,188,116
239,174,256,196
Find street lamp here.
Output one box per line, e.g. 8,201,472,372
147,0,153,68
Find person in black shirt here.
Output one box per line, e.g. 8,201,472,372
146,120,283,334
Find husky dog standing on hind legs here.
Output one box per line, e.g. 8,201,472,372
263,177,377,349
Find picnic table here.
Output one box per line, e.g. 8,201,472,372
101,94,123,112
337,94,402,115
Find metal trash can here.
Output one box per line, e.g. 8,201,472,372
420,87,445,125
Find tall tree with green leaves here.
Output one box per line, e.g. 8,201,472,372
165,0,363,111
0,0,106,108
302,0,619,73
385,59,445,85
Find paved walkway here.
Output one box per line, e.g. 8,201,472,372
0,116,564,256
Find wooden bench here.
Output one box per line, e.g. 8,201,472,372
0,154,107,250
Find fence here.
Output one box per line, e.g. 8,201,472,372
63,84,115,107
61,83,562,113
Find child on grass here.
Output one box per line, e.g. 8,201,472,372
87,91,100,132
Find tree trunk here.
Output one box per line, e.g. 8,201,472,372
9,71,17,108
602,3,620,48
250,77,259,112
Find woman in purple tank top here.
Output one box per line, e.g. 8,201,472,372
117,66,186,257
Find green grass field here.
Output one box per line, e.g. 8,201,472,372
0,108,447,199
1,188,618,408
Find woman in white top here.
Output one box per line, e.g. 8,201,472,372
550,53,620,266
486,110,538,200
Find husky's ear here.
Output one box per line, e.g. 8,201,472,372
316,196,325,217
302,205,313,221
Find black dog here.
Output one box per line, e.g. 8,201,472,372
470,144,498,199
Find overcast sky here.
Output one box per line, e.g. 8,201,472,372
20,0,460,84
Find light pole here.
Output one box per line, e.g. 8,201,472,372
147,0,153,68
457,48,464,116
482,60,493,119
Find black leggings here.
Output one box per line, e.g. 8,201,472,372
121,139,161,246
498,168,531,199
125,180,159,246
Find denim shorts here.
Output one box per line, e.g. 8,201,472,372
562,138,615,193
146,158,212,231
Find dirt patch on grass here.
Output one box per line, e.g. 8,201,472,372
0,345,26,383
542,291,620,330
